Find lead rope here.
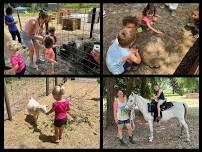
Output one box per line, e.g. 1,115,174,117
130,108,135,131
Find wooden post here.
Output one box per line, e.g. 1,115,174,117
55,77,58,86
46,77,49,96
90,8,96,38
4,78,12,121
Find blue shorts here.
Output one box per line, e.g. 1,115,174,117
118,119,130,125
21,32,39,46
123,61,137,71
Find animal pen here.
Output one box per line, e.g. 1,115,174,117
5,4,100,75
4,77,66,120
4,77,100,148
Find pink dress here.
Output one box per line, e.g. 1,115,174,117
52,99,70,120
141,16,154,26
45,48,55,63
10,52,25,73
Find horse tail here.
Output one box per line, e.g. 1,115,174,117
183,103,188,121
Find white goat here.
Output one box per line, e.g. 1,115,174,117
27,97,47,125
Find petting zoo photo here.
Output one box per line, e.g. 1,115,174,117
4,3,100,75
103,77,199,149
104,3,199,75
4,77,100,148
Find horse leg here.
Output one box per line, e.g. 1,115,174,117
178,120,184,138
148,120,154,142
180,119,190,142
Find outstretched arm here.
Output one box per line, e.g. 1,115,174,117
46,108,54,115
146,21,163,34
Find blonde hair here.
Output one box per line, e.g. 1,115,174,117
52,85,65,100
7,41,22,53
118,28,136,47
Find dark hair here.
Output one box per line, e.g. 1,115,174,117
49,26,56,33
142,3,156,16
6,7,13,15
39,9,48,19
44,36,53,48
122,16,138,27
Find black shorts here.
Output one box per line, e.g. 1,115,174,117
123,61,137,71
54,117,67,127
118,119,130,125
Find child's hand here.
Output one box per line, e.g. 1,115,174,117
157,30,163,34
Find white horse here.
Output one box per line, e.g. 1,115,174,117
125,92,190,142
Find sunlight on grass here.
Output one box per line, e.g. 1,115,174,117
167,96,199,108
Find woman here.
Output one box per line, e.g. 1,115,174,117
113,90,135,146
21,9,49,69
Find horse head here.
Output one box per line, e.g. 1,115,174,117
125,92,137,110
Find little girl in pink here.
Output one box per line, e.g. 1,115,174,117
141,3,163,34
44,36,56,64
5,42,26,75
46,85,70,144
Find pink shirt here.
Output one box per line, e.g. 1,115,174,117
52,99,70,120
45,48,55,63
141,16,154,25
10,52,25,73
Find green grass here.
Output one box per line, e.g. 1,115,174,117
63,3,100,8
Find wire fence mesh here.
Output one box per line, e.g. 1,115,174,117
4,77,66,120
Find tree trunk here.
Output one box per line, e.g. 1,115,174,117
106,78,116,128
174,39,199,75
140,77,147,98
126,78,134,97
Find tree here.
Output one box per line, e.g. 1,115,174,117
106,77,116,128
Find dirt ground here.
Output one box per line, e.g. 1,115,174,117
4,79,100,149
103,98,199,149
103,3,199,75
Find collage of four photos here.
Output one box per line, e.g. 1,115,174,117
3,2,199,149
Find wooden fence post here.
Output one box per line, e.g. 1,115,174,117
4,78,12,121
55,77,58,86
46,77,49,96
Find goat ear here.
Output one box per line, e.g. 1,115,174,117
131,92,134,96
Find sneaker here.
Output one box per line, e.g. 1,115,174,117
129,135,135,144
36,58,45,64
55,139,60,144
29,63,38,69
119,138,127,146
156,116,161,122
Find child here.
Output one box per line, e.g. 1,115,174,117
46,85,71,144
160,3,179,17
187,7,199,39
5,42,26,75
153,84,165,121
5,7,22,43
106,28,141,75
122,16,139,29
48,27,58,61
141,3,163,34
44,36,57,64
